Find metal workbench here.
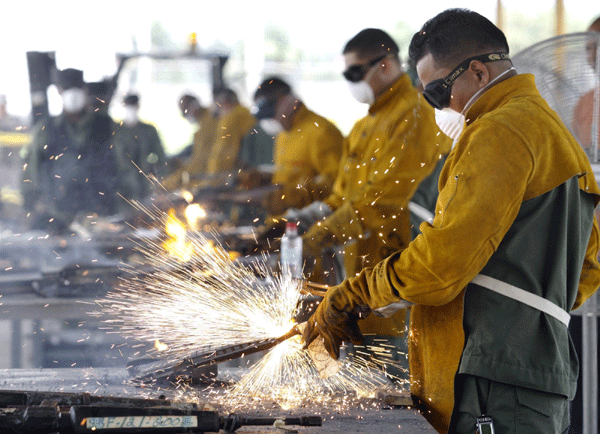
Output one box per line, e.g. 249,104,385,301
0,368,436,433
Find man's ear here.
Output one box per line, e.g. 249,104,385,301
379,56,397,76
280,93,299,114
470,60,490,87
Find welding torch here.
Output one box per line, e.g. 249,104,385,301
227,281,333,357
200,281,331,361
175,281,335,363
131,327,303,383
131,281,330,383
190,280,331,364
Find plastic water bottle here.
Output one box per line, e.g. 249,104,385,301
280,221,303,278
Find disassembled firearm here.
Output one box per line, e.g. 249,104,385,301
0,389,322,433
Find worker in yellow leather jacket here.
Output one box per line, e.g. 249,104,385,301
253,77,344,215
301,29,451,339
163,94,218,190
303,10,600,434
206,88,255,180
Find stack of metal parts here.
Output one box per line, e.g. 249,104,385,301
0,389,321,433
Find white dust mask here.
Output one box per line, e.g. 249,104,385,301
435,108,465,142
259,118,284,136
62,88,87,113
347,80,375,105
123,106,139,126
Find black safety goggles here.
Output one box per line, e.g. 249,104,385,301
422,52,510,109
343,54,389,83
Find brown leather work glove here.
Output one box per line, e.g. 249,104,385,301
238,168,272,190
301,284,365,359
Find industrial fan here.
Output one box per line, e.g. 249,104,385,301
512,32,600,164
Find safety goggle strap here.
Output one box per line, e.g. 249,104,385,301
443,52,511,88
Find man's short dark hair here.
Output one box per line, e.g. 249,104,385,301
179,94,199,111
56,68,84,90
87,80,110,97
343,28,400,59
214,87,239,105
409,9,509,68
254,77,292,101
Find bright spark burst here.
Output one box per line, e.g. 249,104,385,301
224,336,406,410
105,230,296,357
102,203,407,408
184,203,207,229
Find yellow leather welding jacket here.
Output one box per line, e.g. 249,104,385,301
307,74,451,335
335,74,600,433
163,109,218,190
206,105,256,175
270,104,343,214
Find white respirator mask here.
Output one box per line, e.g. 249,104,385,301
259,118,284,136
61,88,87,113
435,108,465,142
185,113,197,124
347,80,375,105
123,106,139,126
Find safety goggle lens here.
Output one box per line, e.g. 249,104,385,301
422,79,450,110
343,54,388,83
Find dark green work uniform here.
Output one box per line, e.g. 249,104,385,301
113,120,166,202
22,111,119,231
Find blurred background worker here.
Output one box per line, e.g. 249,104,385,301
205,87,255,181
237,103,275,171
253,76,343,215
163,94,218,190
0,94,26,131
113,93,166,203
573,16,600,152
21,68,120,233
289,29,451,382
86,80,112,115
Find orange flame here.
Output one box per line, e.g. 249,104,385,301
162,208,240,262
162,209,194,262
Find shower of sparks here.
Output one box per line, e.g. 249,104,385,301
104,226,296,357
102,201,408,408
224,336,408,410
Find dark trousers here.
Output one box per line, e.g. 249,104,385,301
449,375,569,434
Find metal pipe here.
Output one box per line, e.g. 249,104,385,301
582,291,598,434
555,0,565,36
25,391,171,407
496,0,504,31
